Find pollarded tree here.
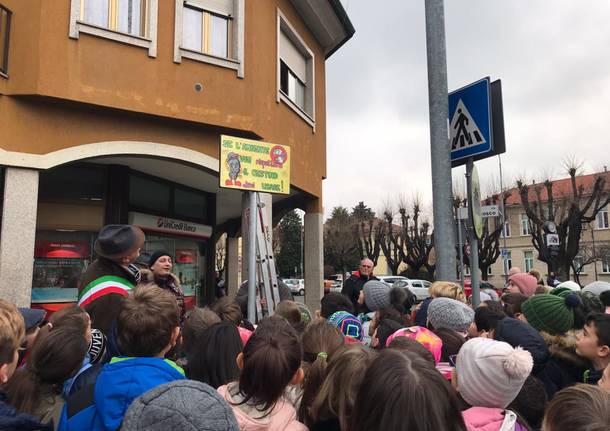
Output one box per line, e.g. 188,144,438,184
397,202,435,280
276,210,303,277
517,166,610,281
324,206,360,276
351,201,382,266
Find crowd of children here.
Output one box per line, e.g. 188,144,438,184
2,265,610,430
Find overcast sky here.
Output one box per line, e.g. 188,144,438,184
323,1,610,219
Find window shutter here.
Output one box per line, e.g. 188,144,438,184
185,0,233,17
280,31,306,83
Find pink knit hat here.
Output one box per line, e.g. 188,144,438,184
509,273,538,297
386,326,443,364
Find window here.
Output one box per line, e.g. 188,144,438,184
69,0,158,57
464,266,470,276
277,10,315,127
174,187,207,219
597,205,609,229
0,4,10,76
182,4,230,58
524,251,534,272
174,0,245,77
503,219,511,237
39,166,105,202
602,259,610,274
280,60,305,109
129,175,171,213
521,213,531,236
504,251,512,275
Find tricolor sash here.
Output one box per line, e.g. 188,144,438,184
78,275,135,307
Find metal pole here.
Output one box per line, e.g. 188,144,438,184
498,155,509,284
466,159,480,308
425,0,456,281
457,205,465,291
247,191,258,322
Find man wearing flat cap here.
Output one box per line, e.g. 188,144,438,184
78,225,145,335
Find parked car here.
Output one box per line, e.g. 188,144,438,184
326,274,344,293
393,279,432,301
283,278,305,296
377,275,409,285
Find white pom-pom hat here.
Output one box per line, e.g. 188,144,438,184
456,337,533,409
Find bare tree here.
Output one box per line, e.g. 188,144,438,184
398,200,435,280
353,219,382,266
378,206,402,276
517,165,610,280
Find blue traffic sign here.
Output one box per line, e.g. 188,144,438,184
449,77,493,163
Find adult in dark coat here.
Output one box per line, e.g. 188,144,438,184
140,250,186,324
341,259,378,314
78,225,144,336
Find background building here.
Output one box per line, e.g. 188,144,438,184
0,0,354,313
485,170,610,286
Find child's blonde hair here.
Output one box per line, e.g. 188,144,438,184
0,299,25,365
429,281,466,303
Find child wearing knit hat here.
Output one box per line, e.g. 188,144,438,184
427,297,475,337
508,273,538,298
453,338,533,431
520,293,581,335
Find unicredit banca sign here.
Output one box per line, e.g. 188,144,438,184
129,212,212,239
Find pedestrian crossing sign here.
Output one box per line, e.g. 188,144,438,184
449,77,493,163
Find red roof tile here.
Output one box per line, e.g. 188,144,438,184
502,171,610,206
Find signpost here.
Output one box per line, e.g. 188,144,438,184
449,77,505,308
220,135,291,322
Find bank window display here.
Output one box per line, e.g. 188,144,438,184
129,174,171,214
32,231,96,303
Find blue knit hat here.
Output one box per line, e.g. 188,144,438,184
328,311,363,341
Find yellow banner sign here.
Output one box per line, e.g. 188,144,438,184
220,135,291,195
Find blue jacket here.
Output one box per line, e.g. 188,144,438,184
58,357,185,431
0,390,52,431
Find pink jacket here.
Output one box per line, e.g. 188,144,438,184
218,384,308,431
462,407,526,431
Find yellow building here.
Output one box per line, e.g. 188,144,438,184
0,0,354,312
486,171,610,287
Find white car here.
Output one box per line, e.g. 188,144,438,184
283,278,305,296
393,279,432,301
377,275,409,285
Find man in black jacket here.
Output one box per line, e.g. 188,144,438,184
341,259,378,314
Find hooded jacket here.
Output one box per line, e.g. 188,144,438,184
217,384,307,431
139,269,185,323
0,390,52,431
535,331,590,399
58,357,185,431
462,407,527,431
494,317,550,374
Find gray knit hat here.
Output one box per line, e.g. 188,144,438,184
363,280,391,311
122,380,239,431
427,297,475,333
